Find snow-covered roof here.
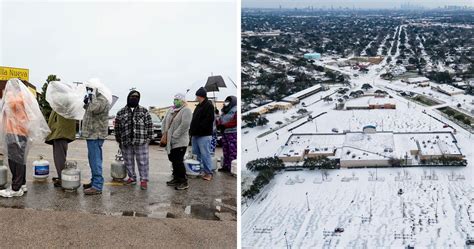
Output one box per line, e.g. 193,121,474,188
282,84,322,102
433,84,464,95
404,77,430,84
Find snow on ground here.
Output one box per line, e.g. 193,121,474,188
242,168,474,248
242,37,474,247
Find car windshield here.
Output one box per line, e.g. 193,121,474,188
150,113,161,123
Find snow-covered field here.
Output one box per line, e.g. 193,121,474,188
242,36,474,247
242,168,474,248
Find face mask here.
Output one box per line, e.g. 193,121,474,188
127,97,139,107
224,101,230,107
174,99,183,108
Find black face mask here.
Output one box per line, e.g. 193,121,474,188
127,98,139,108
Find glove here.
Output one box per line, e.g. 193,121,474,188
83,94,90,105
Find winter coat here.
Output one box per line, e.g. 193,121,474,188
218,96,237,134
190,98,215,137
81,92,110,139
114,105,153,146
45,111,76,144
162,106,192,154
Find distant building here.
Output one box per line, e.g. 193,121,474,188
151,100,224,119
282,84,324,104
402,77,430,84
431,84,465,96
345,96,396,110
277,131,464,167
304,53,321,60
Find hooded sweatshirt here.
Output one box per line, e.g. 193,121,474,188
114,90,153,146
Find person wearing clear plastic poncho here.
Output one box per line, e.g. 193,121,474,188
45,81,84,188
81,78,111,195
0,79,50,198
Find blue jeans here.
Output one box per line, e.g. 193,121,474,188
87,139,104,190
192,136,213,174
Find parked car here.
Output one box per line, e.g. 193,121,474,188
108,117,115,135
150,113,162,144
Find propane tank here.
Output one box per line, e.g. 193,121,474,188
0,159,8,189
111,150,126,181
33,155,49,180
230,160,237,176
212,155,218,171
184,159,201,176
61,161,81,192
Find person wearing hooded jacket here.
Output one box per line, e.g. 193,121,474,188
189,87,215,181
217,96,237,173
82,85,110,195
114,90,153,190
161,93,192,190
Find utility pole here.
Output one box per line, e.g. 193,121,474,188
306,192,310,211
284,231,290,249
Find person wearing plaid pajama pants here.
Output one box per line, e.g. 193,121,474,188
121,144,149,183
114,90,153,190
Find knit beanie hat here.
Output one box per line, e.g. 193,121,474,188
195,87,207,98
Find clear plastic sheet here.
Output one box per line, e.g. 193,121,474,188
84,78,113,105
0,79,50,164
46,81,86,120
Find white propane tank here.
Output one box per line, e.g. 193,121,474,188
212,156,218,171
230,160,237,176
33,155,49,180
0,159,8,188
61,161,81,192
184,159,201,176
111,150,126,181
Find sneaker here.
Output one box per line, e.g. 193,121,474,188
83,182,92,189
53,181,62,188
52,177,60,183
0,188,24,198
175,182,189,190
166,179,179,186
125,178,137,185
21,185,28,193
84,188,102,195
202,174,213,181
140,181,148,190
218,168,230,173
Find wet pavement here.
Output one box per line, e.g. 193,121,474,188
0,139,237,222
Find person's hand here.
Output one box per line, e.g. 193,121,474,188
83,94,90,105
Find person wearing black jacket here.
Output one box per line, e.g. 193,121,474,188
190,87,215,181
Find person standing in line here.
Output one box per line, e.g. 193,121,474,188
217,95,237,173
114,90,152,190
45,110,76,187
82,79,110,195
161,93,192,190
189,87,215,181
0,79,50,198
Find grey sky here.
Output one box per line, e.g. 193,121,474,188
243,0,473,9
0,1,237,114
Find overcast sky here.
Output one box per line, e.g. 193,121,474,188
0,1,237,113
243,0,474,9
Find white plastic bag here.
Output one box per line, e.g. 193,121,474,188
84,78,113,105
46,81,86,120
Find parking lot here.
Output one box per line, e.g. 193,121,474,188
0,138,237,247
